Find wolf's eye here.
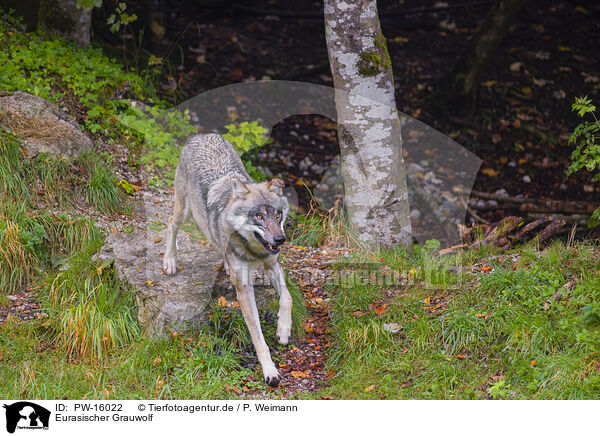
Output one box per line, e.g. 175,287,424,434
256,214,263,220
276,212,281,220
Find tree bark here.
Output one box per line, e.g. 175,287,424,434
431,0,526,112
38,0,91,47
324,0,412,249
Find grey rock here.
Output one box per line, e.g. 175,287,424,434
0,92,92,158
95,225,277,338
408,162,424,175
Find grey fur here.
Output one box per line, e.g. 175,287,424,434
163,134,292,387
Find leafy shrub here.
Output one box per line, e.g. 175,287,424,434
223,122,271,182
568,96,600,226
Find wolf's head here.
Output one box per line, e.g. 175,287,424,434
226,177,289,255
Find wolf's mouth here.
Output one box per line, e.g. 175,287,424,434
254,232,280,254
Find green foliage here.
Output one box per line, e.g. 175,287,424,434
568,96,600,227
118,104,196,184
0,17,148,108
76,0,102,9
106,3,137,34
223,121,270,154
223,122,271,182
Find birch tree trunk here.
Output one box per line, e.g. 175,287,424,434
324,0,412,249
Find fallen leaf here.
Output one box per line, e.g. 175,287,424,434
153,357,162,366
321,396,335,400
510,62,522,72
383,323,402,333
373,304,387,316
481,168,500,177
365,384,375,392
155,237,163,243
226,384,242,395
291,370,310,379
217,296,227,307
530,360,537,366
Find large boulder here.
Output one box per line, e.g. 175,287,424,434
95,226,277,338
0,91,92,158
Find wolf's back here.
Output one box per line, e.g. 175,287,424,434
179,134,251,187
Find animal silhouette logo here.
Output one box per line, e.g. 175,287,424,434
3,402,50,434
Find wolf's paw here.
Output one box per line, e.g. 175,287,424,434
263,365,281,387
277,324,291,345
163,255,177,275
264,373,281,387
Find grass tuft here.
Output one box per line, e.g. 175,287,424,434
86,164,125,215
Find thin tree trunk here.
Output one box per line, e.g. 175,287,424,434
431,0,526,112
324,0,412,249
38,0,91,47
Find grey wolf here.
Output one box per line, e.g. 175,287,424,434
163,133,292,386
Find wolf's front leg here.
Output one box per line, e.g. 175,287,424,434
265,261,293,345
229,259,281,386
163,217,179,275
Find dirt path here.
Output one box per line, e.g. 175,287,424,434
274,245,341,397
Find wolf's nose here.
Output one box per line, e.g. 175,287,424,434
274,235,286,246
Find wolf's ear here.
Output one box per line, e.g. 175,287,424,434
231,177,250,198
267,178,284,195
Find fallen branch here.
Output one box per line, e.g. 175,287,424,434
470,190,600,215
465,215,567,250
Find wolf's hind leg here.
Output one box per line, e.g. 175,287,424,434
163,184,189,275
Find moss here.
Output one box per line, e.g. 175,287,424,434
357,32,392,77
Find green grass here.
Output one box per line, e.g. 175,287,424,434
0,319,265,399
310,240,600,400
86,164,125,215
